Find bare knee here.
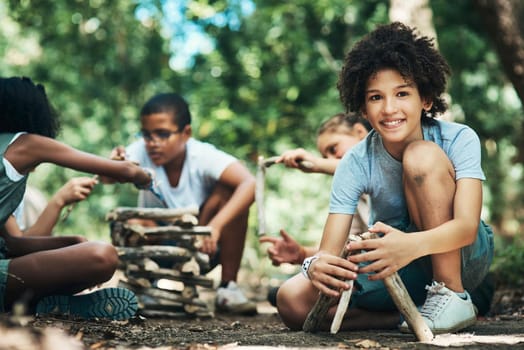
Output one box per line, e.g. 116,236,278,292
87,242,119,281
403,141,453,184
276,277,315,330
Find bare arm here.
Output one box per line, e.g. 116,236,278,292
306,213,359,297
5,134,151,187
275,148,339,174
2,217,85,256
349,178,482,280
23,177,98,237
259,229,318,265
200,161,255,254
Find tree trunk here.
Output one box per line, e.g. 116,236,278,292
474,0,524,162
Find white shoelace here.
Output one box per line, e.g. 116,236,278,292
420,282,451,320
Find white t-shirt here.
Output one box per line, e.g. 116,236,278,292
126,137,236,209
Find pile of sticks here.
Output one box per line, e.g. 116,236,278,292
107,206,215,318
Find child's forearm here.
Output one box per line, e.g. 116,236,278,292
3,233,85,257
23,199,63,236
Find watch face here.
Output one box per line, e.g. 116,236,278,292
301,256,317,279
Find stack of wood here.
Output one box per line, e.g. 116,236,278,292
106,206,215,318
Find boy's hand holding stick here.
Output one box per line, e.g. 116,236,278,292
303,232,434,342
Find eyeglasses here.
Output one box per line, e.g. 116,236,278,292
139,129,181,143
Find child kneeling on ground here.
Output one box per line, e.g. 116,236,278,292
276,22,494,334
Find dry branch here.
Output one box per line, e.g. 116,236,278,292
126,267,214,288
106,206,199,222
127,224,212,237
256,155,313,236
117,245,192,262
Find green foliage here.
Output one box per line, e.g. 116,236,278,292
491,235,524,287
431,0,524,233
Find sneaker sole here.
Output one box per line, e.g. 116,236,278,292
36,288,138,320
399,315,477,335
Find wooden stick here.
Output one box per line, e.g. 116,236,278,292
330,235,362,333
106,206,199,222
256,156,268,236
330,280,353,334
256,155,314,236
303,241,352,333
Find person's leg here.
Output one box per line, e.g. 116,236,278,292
199,183,248,284
277,273,399,331
4,241,118,310
199,183,254,314
403,140,463,291
402,140,476,333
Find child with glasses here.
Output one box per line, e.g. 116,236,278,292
276,22,494,334
0,76,155,320
112,93,257,315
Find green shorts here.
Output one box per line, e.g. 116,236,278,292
351,220,494,311
0,259,9,313
0,236,10,312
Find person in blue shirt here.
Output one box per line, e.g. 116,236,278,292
276,22,494,334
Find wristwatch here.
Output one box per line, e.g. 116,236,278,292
301,255,318,280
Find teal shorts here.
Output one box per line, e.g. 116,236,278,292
350,220,494,311
0,236,10,313
0,259,9,313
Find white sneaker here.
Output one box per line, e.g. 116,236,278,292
215,281,257,315
399,281,477,334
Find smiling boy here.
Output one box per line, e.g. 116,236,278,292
276,22,494,334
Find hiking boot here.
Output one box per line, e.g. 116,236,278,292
399,281,477,334
36,287,138,320
215,281,257,315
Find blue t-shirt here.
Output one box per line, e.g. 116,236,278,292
330,119,485,230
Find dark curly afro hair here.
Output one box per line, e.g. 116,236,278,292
0,77,60,138
337,22,450,118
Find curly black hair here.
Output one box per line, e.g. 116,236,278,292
0,77,60,138
337,22,451,118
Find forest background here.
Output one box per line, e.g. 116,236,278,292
1,0,523,289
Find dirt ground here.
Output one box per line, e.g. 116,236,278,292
1,285,523,350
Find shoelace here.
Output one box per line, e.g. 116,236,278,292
419,282,451,320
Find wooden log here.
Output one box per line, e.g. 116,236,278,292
106,206,199,222
110,221,127,246
126,267,214,288
137,287,208,308
172,214,199,228
117,246,192,262
181,257,200,275
127,224,212,237
182,285,197,299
